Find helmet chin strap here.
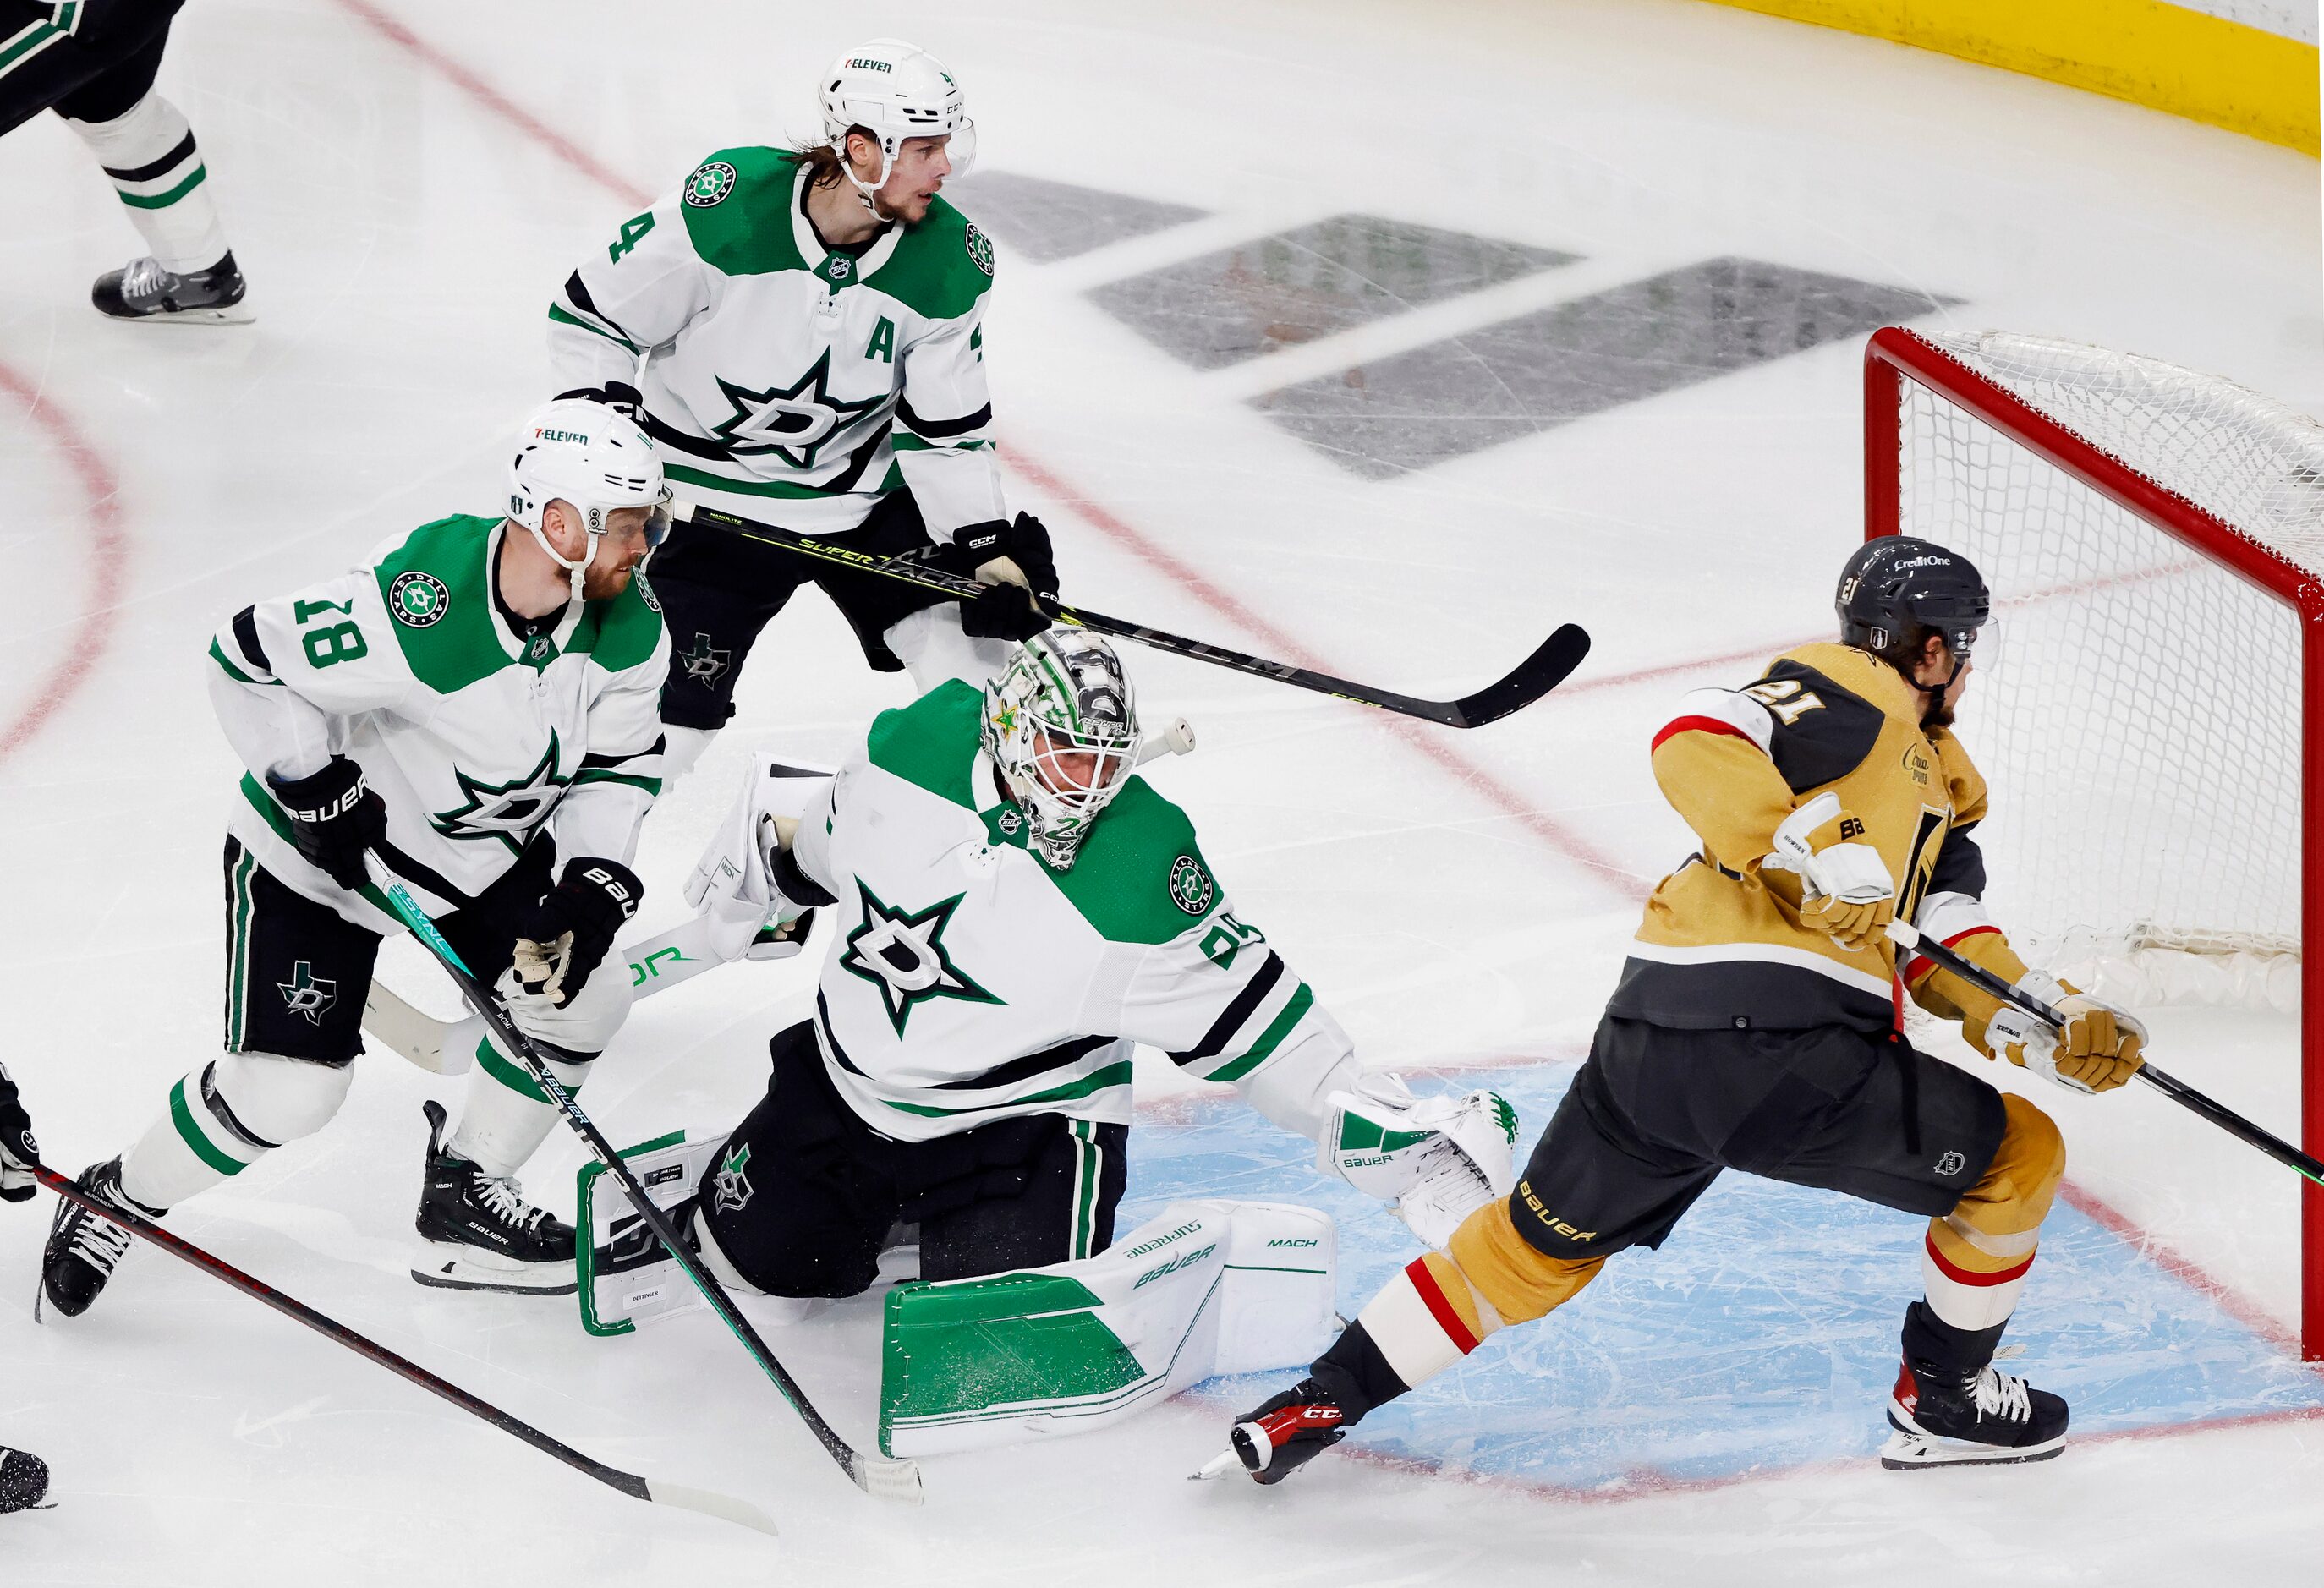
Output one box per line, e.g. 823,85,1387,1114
840,139,897,223
528,507,598,605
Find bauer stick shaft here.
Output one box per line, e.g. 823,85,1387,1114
670,501,1591,728
27,1161,777,1535
364,859,923,1503
1888,920,2324,1189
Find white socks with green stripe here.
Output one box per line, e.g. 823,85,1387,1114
66,90,227,273
119,1052,354,1210
447,1033,590,1178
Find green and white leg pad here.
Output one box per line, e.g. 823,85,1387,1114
877,1199,1337,1457
575,1129,728,1336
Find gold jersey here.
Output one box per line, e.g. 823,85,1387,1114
1609,642,2029,1036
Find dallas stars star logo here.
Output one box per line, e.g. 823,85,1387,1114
710,351,882,468
838,880,1003,1037
679,632,731,682
277,961,337,1026
710,1143,754,1214
430,734,570,855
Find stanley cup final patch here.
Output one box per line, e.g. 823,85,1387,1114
685,161,737,207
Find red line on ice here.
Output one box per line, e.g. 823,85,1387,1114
337,0,2324,1487
0,361,129,766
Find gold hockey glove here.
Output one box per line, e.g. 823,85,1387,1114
1987,975,2148,1094
1767,791,1895,954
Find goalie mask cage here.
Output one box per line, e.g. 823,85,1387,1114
1863,326,2324,1360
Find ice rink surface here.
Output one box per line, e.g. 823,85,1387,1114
3,0,2321,1580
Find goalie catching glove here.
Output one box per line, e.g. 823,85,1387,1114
1318,1077,1518,1247
512,859,642,1006
1766,791,1894,953
1983,971,2146,1094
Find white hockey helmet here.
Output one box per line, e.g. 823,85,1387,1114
507,399,671,600
983,630,1141,871
819,39,976,208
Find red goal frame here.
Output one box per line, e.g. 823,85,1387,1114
1862,325,2324,1361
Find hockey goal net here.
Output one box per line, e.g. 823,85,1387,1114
1864,326,2324,1357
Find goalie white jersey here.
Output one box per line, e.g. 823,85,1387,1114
207,513,670,928
548,147,1005,539
783,682,1357,1143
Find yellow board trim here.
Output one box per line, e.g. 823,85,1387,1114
1706,0,2319,155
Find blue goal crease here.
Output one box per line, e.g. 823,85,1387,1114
1121,1064,2324,1491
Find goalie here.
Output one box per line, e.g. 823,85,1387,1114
614,629,1514,1322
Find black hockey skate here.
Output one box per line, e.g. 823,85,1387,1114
91,251,251,325
1198,1379,1349,1485
410,1100,576,1295
38,1158,151,1319
0,1444,51,1513
1883,1355,2068,1469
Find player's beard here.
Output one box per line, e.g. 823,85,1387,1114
582,559,638,600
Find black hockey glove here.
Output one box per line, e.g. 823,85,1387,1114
0,1061,38,1202
512,858,642,1007
267,757,389,893
553,382,644,423
954,513,1059,643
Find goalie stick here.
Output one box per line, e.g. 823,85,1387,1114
25,1161,778,1536
1888,919,2324,1190
359,719,1199,1073
364,857,924,1504
671,501,1591,729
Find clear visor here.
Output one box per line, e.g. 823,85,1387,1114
643,488,673,549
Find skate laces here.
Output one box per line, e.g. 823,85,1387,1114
474,1174,549,1234
1970,1365,2032,1423
120,257,173,301
68,1211,133,1273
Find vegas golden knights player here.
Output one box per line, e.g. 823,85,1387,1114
1216,537,2150,1481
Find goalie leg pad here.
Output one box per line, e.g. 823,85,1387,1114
878,1200,1337,1457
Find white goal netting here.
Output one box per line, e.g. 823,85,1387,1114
1892,330,2324,1010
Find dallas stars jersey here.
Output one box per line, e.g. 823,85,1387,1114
548,147,1004,539
787,682,1354,1143
1610,642,2031,1037
206,514,669,929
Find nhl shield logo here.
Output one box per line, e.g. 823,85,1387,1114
684,161,737,207
1168,854,1214,916
1934,1150,1966,1177
827,255,852,282
388,571,451,628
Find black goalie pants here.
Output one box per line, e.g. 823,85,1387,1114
699,1019,1128,1297
651,486,956,730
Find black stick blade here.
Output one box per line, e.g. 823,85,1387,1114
1449,624,1592,728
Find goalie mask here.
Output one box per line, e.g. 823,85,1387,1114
983,631,1140,870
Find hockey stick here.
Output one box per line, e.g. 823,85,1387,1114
670,501,1592,728
1887,920,2324,1189
359,721,1198,1073
26,1161,778,1536
363,858,924,1503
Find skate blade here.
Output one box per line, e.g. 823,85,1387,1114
411,1246,576,1295
103,304,255,326
1878,1427,2065,1470
1189,1450,1244,1481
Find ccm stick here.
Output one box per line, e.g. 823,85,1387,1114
364,857,924,1503
28,1161,779,1536
1771,791,2324,1188
362,722,1198,1073
671,501,1591,729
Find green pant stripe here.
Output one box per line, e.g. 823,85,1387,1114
118,164,207,210
169,1078,249,1177
1070,1120,1099,1259
474,1038,552,1103
226,850,256,1050
0,20,62,76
